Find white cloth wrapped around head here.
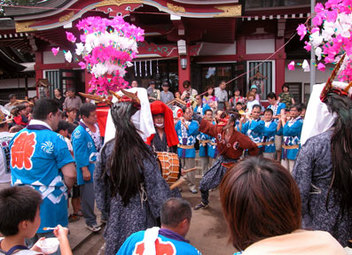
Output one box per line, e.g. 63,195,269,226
104,87,155,144
300,82,350,145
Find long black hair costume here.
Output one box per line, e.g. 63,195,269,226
93,90,173,255
292,61,352,246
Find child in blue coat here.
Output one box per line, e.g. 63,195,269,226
278,104,303,172
197,109,217,176
262,109,278,160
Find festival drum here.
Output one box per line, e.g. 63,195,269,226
156,152,179,185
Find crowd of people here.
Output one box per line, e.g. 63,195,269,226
0,78,350,255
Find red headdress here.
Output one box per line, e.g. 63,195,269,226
146,101,179,147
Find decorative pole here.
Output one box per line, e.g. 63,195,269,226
310,0,316,93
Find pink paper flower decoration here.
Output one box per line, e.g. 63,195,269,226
288,61,295,71
297,24,307,41
51,16,144,95
51,47,60,56
295,0,352,81
303,42,311,52
317,63,326,72
66,32,76,43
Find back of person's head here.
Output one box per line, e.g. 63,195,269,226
32,99,59,121
267,92,277,100
80,103,96,119
160,198,192,228
57,120,70,133
0,186,42,236
220,157,301,251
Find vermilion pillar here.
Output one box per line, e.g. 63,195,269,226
85,70,92,93
35,51,43,96
275,38,286,95
178,54,191,93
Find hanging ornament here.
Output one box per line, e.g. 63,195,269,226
302,59,310,72
288,61,295,71
156,59,159,74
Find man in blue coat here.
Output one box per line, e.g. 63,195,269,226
267,92,286,160
72,103,102,232
175,107,199,193
117,198,201,255
239,104,264,152
277,104,303,172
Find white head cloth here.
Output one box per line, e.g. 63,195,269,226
300,82,347,145
104,87,155,144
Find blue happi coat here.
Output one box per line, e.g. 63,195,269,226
175,120,199,158
262,120,277,153
197,121,217,158
117,229,201,255
194,103,211,117
241,119,264,148
267,102,286,116
10,124,74,233
281,117,303,160
72,124,101,185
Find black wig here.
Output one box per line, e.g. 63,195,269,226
325,92,352,211
104,101,154,206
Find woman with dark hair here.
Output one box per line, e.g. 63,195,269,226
293,81,352,246
229,87,245,109
54,88,65,110
220,157,345,254
278,84,295,109
202,86,218,110
94,91,173,255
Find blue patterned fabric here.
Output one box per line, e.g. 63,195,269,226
282,117,303,160
71,125,100,185
241,119,264,148
194,103,211,117
267,102,286,115
10,127,74,233
197,121,217,158
117,229,201,255
263,120,277,153
175,120,199,158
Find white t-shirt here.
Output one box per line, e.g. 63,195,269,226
0,132,14,183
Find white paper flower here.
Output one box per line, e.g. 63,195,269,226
64,51,72,63
302,59,310,72
315,47,322,61
75,43,84,56
310,31,323,47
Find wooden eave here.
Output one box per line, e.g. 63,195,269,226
9,0,241,33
